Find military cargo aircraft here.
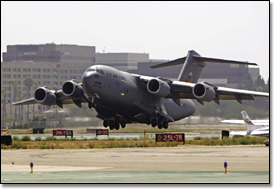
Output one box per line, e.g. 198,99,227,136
12,50,269,130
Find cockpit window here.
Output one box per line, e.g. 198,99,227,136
86,68,96,72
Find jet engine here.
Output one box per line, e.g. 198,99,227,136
34,87,56,106
62,80,84,98
192,83,216,102
147,78,170,97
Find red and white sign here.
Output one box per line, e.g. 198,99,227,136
96,129,109,136
53,130,66,136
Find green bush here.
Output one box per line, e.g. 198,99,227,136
21,136,31,141
46,136,56,141
89,143,94,148
12,136,20,141
35,137,42,141
11,143,27,149
240,138,249,145
194,137,201,140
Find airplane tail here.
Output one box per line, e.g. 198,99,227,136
151,50,257,83
241,110,263,135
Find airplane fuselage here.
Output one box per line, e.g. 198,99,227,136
81,65,195,124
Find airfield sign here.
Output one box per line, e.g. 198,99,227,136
155,133,185,144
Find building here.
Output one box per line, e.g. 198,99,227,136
3,43,95,64
95,52,149,70
1,44,96,121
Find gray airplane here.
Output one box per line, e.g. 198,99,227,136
12,50,269,130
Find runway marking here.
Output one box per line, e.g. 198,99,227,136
1,165,112,172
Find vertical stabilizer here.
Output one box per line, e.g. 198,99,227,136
177,50,206,83
241,110,262,134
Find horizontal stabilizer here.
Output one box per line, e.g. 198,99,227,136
151,53,257,69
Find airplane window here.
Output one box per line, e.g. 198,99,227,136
86,68,95,72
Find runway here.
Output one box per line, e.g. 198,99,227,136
1,145,269,183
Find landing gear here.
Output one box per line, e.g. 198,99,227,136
151,118,157,127
109,120,115,130
120,121,126,129
103,120,109,128
105,119,126,130
114,121,120,130
163,121,168,129
158,120,163,129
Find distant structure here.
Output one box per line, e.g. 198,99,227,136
3,43,95,64
95,52,149,70
1,44,95,120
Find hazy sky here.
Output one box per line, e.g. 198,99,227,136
1,1,270,81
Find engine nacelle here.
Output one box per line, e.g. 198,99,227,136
62,80,84,98
192,83,216,102
34,87,56,106
147,78,170,97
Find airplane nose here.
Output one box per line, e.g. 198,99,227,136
82,72,95,93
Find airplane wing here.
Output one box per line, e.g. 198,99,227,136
12,81,90,108
221,120,269,126
170,80,269,104
230,131,247,136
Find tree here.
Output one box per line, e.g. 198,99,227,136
254,75,266,92
32,81,39,118
17,89,24,121
1,88,7,119
24,77,34,121
242,73,254,90
8,81,18,119
266,78,269,92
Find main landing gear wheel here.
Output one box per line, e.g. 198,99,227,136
103,120,109,128
120,121,126,128
114,121,120,130
151,118,157,128
163,121,168,129
109,120,115,130
158,120,163,129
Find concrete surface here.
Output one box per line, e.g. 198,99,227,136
1,145,269,183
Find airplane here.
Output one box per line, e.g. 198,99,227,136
12,50,269,130
221,119,269,126
226,111,269,146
